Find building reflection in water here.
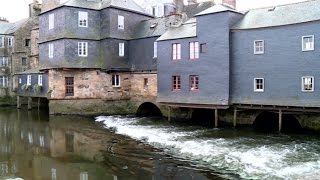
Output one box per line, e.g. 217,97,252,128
0,108,215,180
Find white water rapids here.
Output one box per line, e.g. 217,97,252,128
96,116,320,180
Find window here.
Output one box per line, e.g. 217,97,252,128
172,76,181,91
25,39,31,47
254,78,264,92
22,57,27,66
190,41,199,59
112,74,121,87
200,43,207,53
0,76,8,88
65,77,74,96
80,172,88,180
49,13,54,29
153,42,157,58
8,37,13,47
254,40,264,54
49,44,54,58
65,133,74,152
0,37,4,48
0,57,8,67
144,78,148,90
302,76,314,92
38,75,43,86
27,75,31,85
119,43,124,57
118,15,124,29
78,42,88,57
172,43,181,60
19,78,22,84
78,11,88,27
302,35,314,51
190,75,199,91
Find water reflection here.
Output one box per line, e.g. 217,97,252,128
0,108,218,180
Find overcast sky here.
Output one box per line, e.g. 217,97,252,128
0,0,307,22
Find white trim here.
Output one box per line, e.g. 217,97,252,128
27,75,31,86
112,74,121,87
118,15,124,29
302,35,314,51
48,44,54,58
78,11,88,27
38,75,43,86
78,42,88,57
254,78,264,92
49,13,54,30
254,40,264,54
301,76,314,92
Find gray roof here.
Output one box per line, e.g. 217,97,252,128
48,0,147,15
131,17,168,39
233,0,320,29
195,4,239,16
15,68,43,75
0,18,28,35
157,18,196,41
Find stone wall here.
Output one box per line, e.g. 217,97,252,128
130,72,157,102
30,27,39,68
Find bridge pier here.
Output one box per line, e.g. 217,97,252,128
214,109,218,128
28,97,32,110
168,106,171,122
233,108,237,127
279,109,282,132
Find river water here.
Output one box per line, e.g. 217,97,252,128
0,108,320,180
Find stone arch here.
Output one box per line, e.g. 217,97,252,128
136,102,162,117
253,111,303,132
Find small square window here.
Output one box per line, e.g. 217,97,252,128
254,78,264,92
118,15,124,29
144,78,148,90
172,76,181,91
302,35,314,51
200,43,207,53
22,57,27,66
190,75,199,91
302,76,314,92
254,40,264,54
78,11,88,27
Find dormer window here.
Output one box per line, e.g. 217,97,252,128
78,11,88,27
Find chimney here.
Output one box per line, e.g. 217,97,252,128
215,0,236,9
173,0,184,14
187,0,197,5
29,0,41,17
0,17,9,23
41,0,60,12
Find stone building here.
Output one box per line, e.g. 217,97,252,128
16,0,214,115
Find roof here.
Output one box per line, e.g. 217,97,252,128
232,0,320,30
184,1,216,18
15,68,44,75
44,0,148,16
131,17,168,39
157,18,196,41
195,4,240,16
0,18,28,35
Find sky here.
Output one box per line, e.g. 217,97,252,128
0,0,307,22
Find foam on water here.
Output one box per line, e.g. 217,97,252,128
96,116,320,179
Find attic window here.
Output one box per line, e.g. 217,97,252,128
268,7,276,11
150,22,158,28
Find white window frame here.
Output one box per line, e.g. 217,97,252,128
119,43,124,57
48,44,54,58
0,36,4,48
7,37,13,47
78,11,88,27
0,57,8,67
153,42,157,58
302,35,314,51
254,40,264,54
118,15,124,29
38,75,43,86
19,78,22,84
49,13,55,30
78,42,88,57
172,43,181,60
27,75,32,86
112,74,121,87
0,76,8,88
254,78,264,92
301,76,314,92
80,172,88,180
190,41,199,59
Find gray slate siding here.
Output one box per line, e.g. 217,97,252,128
101,39,129,69
17,74,48,98
231,20,320,107
129,37,158,71
40,8,65,42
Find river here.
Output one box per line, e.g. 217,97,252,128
0,108,320,180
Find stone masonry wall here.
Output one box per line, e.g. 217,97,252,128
130,73,157,102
